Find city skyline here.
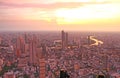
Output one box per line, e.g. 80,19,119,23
0,31,120,78
0,0,120,31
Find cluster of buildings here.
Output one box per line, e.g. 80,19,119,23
0,32,45,78
0,31,120,78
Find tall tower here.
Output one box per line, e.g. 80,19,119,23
0,37,2,44
62,30,65,50
24,33,28,43
39,59,45,78
16,36,25,58
41,43,46,57
88,36,91,45
61,30,68,50
29,35,37,65
65,32,68,48
16,37,21,58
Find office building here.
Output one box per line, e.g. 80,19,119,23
16,36,25,57
61,30,68,50
29,35,37,65
0,37,2,44
39,59,46,78
88,36,91,45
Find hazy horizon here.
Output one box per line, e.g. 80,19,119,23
0,0,120,31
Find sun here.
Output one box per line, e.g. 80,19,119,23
77,0,91,2
54,8,92,24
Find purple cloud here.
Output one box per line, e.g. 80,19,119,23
0,1,108,9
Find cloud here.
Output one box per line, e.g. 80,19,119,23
0,1,109,9
0,0,109,4
0,2,82,9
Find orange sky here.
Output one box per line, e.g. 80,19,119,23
0,0,120,31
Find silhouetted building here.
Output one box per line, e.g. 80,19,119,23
88,35,91,45
0,37,2,44
65,33,68,48
61,30,68,50
62,30,65,49
24,33,30,43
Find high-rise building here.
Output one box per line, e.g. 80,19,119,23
0,37,2,44
24,33,30,44
16,36,25,57
37,43,46,78
65,32,68,48
61,30,68,50
41,43,46,57
24,33,28,43
24,43,29,55
36,47,43,63
29,35,37,65
16,37,21,58
62,30,65,49
39,58,46,78
88,36,91,45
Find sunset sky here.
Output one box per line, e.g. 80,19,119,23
0,0,120,31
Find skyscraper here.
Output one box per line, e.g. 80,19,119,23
61,30,68,50
37,44,46,78
16,36,25,58
29,35,37,65
39,58,45,78
65,32,68,48
0,37,2,44
88,36,91,45
62,30,65,50
24,33,28,43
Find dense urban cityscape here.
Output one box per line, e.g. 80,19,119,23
0,31,120,78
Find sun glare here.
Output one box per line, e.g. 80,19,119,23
77,0,91,2
55,4,120,24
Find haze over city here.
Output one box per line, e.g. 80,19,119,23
0,0,120,31
0,1,120,78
